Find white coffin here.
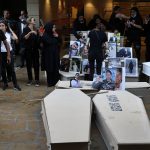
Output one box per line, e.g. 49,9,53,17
125,82,150,89
93,90,150,150
143,62,150,76
55,80,95,90
59,71,84,81
41,89,92,150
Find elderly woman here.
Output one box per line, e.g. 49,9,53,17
41,22,61,87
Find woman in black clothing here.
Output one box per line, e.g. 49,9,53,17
22,17,40,86
88,14,108,31
109,6,129,35
143,14,150,61
72,13,87,37
86,22,108,81
125,7,143,61
41,22,61,87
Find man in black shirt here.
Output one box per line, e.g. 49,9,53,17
86,22,108,80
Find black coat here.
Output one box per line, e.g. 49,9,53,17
143,21,150,44
42,32,60,72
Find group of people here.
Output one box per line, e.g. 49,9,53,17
0,10,61,90
0,6,150,91
72,6,150,80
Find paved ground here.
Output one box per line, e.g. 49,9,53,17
0,67,150,150
0,67,107,150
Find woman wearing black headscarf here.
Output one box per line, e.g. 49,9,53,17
41,22,61,87
109,6,129,35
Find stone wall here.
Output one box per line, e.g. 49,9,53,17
26,0,39,27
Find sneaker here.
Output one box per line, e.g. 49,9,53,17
35,81,40,87
26,80,32,86
14,85,21,91
3,84,8,90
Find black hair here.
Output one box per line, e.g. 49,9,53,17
75,73,80,76
74,42,79,47
0,19,10,32
93,14,101,20
106,70,112,75
130,7,142,19
113,6,121,12
44,22,54,36
116,68,122,74
0,19,6,24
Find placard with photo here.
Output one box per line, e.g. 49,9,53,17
92,67,125,90
106,32,115,42
106,43,117,58
117,47,132,58
76,31,89,44
60,58,70,72
77,31,89,59
107,58,122,68
124,58,138,77
69,56,82,73
82,59,90,74
69,41,81,58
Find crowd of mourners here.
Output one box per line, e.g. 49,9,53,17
0,6,150,91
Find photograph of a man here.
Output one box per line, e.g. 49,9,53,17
92,70,115,90
70,73,82,88
117,47,132,58
125,58,138,77
70,56,82,73
102,70,115,90
128,60,134,73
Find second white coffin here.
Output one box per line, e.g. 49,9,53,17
143,62,150,76
93,90,150,150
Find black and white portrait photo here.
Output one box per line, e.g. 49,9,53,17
125,58,138,77
70,56,82,73
60,58,70,72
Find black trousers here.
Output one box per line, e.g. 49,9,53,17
126,37,141,61
145,43,150,62
46,70,59,86
88,52,103,81
20,48,26,67
1,51,17,86
25,49,39,81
